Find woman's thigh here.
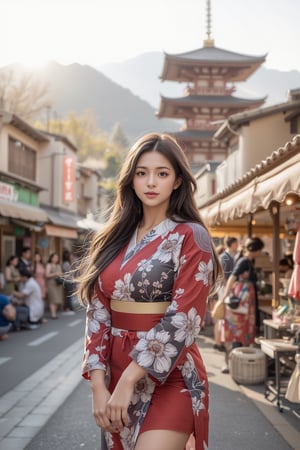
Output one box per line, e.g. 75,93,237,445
135,429,189,450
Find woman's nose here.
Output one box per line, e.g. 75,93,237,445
147,174,156,186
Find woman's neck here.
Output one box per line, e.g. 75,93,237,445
136,211,168,243
139,206,168,230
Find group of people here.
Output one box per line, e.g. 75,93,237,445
212,236,265,373
0,247,78,340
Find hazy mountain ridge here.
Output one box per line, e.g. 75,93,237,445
40,61,181,141
0,60,179,142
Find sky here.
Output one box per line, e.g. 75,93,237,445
1,0,299,73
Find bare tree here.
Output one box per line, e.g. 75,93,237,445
0,66,52,121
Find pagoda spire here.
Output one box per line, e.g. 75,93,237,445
203,0,215,47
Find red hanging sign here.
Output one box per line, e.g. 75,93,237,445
62,156,75,203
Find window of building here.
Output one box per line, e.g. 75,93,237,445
290,117,298,134
8,137,36,181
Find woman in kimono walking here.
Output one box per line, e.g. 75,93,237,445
78,133,222,450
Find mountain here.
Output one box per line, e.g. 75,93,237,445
42,61,182,141
0,61,180,142
99,51,300,107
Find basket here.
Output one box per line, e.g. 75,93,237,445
229,347,265,384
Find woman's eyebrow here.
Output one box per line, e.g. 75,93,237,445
136,165,171,169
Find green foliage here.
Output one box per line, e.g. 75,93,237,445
35,111,124,184
102,149,122,178
110,122,129,149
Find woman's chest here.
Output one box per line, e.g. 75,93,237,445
100,242,182,302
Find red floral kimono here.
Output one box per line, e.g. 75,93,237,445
82,219,213,450
223,279,256,346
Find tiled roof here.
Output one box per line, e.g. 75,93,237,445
201,134,300,207
0,110,49,143
215,100,300,140
170,129,215,140
161,46,266,82
165,46,266,64
160,95,265,106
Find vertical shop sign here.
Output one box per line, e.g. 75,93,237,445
62,156,75,203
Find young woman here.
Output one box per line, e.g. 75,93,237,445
220,237,264,373
33,252,47,300
4,255,20,295
45,253,63,319
78,133,222,450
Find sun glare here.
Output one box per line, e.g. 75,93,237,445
17,57,50,70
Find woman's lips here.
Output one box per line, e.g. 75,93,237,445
144,192,158,198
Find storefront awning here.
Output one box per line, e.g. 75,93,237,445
41,207,79,229
45,224,78,239
11,219,43,232
0,200,48,222
200,138,300,226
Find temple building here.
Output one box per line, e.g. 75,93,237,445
156,0,266,171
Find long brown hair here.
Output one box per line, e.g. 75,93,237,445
78,133,222,303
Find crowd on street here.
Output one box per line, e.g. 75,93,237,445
0,247,80,340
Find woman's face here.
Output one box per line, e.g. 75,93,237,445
51,254,59,263
133,151,181,211
12,257,18,266
35,253,41,262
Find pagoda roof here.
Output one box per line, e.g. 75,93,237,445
160,46,266,82
157,95,265,118
169,129,215,141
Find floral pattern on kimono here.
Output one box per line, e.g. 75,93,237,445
82,219,213,450
223,279,256,346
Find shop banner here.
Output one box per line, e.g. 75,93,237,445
62,156,75,203
0,181,15,202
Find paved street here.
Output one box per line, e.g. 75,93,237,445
0,313,299,450
0,310,86,396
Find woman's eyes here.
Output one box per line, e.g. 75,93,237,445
158,171,168,177
135,171,169,177
136,170,146,176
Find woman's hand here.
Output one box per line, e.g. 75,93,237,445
106,376,134,431
91,384,118,434
106,361,147,431
90,370,117,434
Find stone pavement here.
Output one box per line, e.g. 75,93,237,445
0,338,83,449
0,327,299,449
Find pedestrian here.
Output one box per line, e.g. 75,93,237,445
213,237,238,352
17,246,32,274
45,253,63,319
12,269,44,329
3,255,20,295
0,293,16,340
78,133,222,450
33,252,47,300
220,236,264,373
61,249,76,315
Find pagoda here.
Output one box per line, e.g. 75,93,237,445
157,0,266,169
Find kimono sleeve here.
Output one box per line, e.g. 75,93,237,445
130,223,213,384
82,280,111,380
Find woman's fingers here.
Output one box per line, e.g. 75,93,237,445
93,408,118,433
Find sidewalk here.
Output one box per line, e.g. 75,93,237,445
0,338,83,450
199,325,299,450
0,327,299,449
